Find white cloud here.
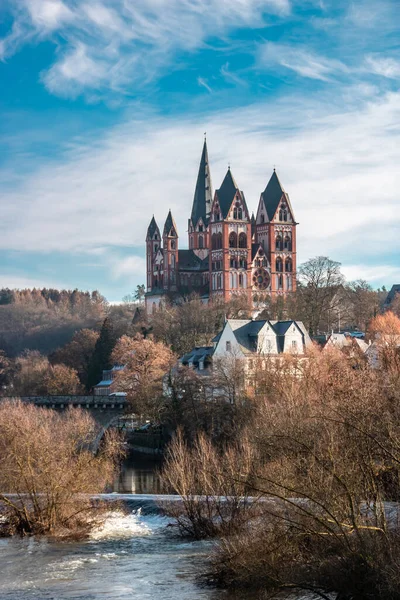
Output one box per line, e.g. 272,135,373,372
365,55,400,79
259,42,348,81
0,274,68,289
25,0,74,31
0,0,290,96
43,42,109,96
197,77,212,93
342,264,400,285
111,256,147,280
0,88,399,289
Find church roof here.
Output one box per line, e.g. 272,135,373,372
178,249,209,271
163,210,177,236
252,243,263,260
262,170,286,220
384,284,400,306
146,216,159,239
216,168,242,218
191,140,213,226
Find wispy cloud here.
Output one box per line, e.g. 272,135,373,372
0,87,399,289
365,55,400,79
0,0,290,97
258,42,348,81
197,77,212,93
220,62,248,87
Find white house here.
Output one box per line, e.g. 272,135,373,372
212,319,312,359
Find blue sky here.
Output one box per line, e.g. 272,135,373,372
0,0,399,301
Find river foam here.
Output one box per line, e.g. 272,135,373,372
90,509,168,540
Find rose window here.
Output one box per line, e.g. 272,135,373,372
252,268,270,290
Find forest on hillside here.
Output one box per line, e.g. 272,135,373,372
0,257,393,397
0,288,139,357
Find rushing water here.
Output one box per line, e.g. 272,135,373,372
0,507,222,600
0,454,315,600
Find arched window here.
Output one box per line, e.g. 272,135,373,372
239,273,244,288
229,232,237,248
154,244,158,252
276,235,283,251
285,258,292,272
284,234,292,251
211,234,217,249
276,257,283,272
279,206,288,221
198,224,203,232
171,240,176,250
199,235,204,249
217,274,222,289
238,208,243,220
260,214,265,224
238,232,247,248
217,232,222,249
277,274,283,290
233,208,238,219
154,233,158,240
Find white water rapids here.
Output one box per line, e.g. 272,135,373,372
0,498,321,600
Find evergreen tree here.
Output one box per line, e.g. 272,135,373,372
86,318,116,391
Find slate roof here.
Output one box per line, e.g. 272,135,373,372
252,243,262,260
146,216,159,239
178,249,209,272
217,319,311,355
180,346,214,368
262,170,286,220
191,140,213,227
384,284,400,306
163,210,177,236
215,168,243,218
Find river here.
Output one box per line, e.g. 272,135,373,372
0,453,316,600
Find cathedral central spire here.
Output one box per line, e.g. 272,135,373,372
191,139,213,226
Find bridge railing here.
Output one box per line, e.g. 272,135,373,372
1,395,127,409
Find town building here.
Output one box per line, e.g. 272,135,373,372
178,319,312,373
145,140,297,313
93,366,126,396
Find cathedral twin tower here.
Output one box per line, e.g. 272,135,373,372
145,140,297,312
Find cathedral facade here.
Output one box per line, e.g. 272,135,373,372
145,140,297,313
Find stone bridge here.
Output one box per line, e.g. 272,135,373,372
2,396,128,429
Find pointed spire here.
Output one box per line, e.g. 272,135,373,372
191,139,213,226
146,215,159,240
163,209,178,237
215,167,240,218
262,170,286,220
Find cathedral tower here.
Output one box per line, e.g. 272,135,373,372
163,210,179,292
188,139,213,260
209,168,252,302
254,170,297,295
145,216,161,292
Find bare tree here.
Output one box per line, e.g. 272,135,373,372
297,256,344,335
0,400,122,537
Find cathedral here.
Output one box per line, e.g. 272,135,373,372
145,140,297,313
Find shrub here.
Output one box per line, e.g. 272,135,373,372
0,400,123,538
